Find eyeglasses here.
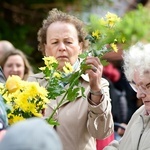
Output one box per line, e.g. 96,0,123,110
129,81,150,94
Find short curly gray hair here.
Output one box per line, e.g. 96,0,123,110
37,8,89,55
123,42,150,81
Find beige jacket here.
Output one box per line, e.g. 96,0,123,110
104,105,150,150
28,73,114,150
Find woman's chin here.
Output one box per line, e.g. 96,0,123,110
58,63,65,70
145,106,150,115
57,60,69,70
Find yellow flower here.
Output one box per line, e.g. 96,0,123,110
110,43,118,52
92,30,101,39
99,18,107,26
5,75,22,93
8,115,25,125
43,56,58,69
63,62,73,74
39,66,46,71
53,71,61,79
33,112,42,117
26,82,39,98
35,85,48,100
122,37,126,43
0,83,4,94
15,93,29,111
105,12,121,27
0,83,4,89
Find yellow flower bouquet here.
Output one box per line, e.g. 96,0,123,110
0,75,49,125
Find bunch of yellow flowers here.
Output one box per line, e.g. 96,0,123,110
0,75,49,125
0,56,74,126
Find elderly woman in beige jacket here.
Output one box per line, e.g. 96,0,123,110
28,9,114,150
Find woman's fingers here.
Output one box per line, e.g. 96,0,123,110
92,66,97,73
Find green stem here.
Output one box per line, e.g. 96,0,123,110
47,70,83,123
47,88,68,123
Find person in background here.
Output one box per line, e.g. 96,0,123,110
0,117,63,150
28,8,114,150
103,49,138,124
0,40,15,60
0,96,8,141
0,68,8,141
104,43,150,150
0,49,32,80
103,63,128,141
103,49,139,139
0,67,6,83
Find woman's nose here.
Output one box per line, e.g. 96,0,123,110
136,89,146,99
58,42,66,51
12,66,18,72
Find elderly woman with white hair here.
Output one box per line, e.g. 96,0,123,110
104,43,150,150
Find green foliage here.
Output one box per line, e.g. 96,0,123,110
85,4,150,63
116,4,150,49
84,12,121,66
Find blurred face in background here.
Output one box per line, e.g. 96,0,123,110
3,55,25,79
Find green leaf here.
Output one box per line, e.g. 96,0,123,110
79,51,88,59
67,87,80,101
47,118,60,126
81,87,86,97
63,72,80,86
101,59,109,66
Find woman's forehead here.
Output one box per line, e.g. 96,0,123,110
133,71,150,84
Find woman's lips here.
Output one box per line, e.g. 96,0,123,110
143,100,150,105
144,101,150,103
57,56,68,60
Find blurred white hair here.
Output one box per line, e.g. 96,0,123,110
123,42,150,81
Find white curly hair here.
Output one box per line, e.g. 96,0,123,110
123,42,150,82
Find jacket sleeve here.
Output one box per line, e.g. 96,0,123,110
0,67,6,83
87,78,114,139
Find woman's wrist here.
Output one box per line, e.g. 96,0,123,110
88,89,104,105
90,89,103,96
